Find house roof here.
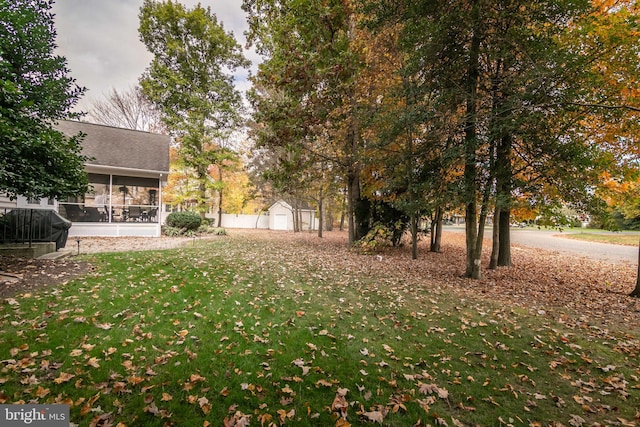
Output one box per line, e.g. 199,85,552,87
268,199,314,212
56,120,170,174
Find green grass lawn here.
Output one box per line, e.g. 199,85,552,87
561,231,640,246
1,235,639,426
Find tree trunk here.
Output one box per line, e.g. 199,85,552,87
198,178,207,221
497,206,512,266
496,133,513,267
217,168,223,227
411,215,418,260
489,205,500,269
339,191,346,231
430,207,443,253
318,194,323,238
630,239,640,297
464,0,482,279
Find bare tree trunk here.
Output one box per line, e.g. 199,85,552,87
411,215,418,260
197,178,207,221
497,206,512,266
217,168,223,227
294,206,300,232
430,207,443,253
339,191,346,231
464,0,482,279
489,205,500,269
630,239,640,297
318,195,323,238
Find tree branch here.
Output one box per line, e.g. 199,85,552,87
570,102,640,113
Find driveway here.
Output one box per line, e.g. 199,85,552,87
446,226,638,264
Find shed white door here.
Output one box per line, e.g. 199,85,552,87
273,213,288,230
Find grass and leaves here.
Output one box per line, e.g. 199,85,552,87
561,232,640,246
1,232,639,426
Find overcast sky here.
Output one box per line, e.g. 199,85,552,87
51,0,259,112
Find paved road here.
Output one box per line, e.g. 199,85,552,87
446,227,638,264
510,229,638,264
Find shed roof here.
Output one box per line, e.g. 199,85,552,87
268,199,314,212
56,120,170,174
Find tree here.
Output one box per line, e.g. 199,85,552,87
244,0,367,243
138,0,248,218
632,239,640,298
0,0,88,200
365,0,639,278
87,86,164,133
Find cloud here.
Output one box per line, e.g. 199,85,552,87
51,0,257,111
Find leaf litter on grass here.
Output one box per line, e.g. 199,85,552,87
1,230,639,426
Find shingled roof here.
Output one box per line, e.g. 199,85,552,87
56,120,170,174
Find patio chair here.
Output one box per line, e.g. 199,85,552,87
63,204,84,221
99,206,110,222
146,207,158,222
84,207,101,222
128,206,142,222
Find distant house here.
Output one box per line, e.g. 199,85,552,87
1,120,170,238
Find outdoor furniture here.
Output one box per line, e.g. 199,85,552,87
84,207,101,222
128,206,142,222
147,207,158,222
63,204,84,221
99,206,110,222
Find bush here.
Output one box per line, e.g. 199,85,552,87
165,211,202,231
353,222,394,254
162,226,183,237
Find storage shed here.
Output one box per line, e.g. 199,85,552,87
268,200,316,231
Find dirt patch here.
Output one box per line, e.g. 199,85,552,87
0,236,192,298
0,256,93,298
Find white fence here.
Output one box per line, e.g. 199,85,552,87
217,213,270,229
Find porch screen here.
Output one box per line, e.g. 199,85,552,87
59,174,160,223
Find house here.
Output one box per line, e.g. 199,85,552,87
1,121,170,238
268,200,316,231
57,120,170,237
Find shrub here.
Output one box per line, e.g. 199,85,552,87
353,222,394,253
162,226,182,237
165,211,202,231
